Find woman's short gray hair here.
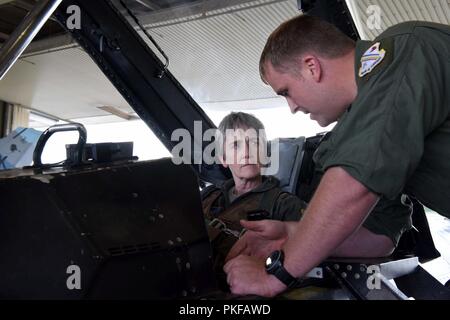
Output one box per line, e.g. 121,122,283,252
217,112,265,134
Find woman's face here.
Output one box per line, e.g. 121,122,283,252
222,127,262,180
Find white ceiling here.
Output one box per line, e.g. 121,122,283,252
347,0,450,40
0,0,448,123
0,47,131,120
141,0,300,107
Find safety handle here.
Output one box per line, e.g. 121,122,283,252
33,123,87,167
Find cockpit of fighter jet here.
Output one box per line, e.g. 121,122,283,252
0,0,449,301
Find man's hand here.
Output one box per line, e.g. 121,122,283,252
224,254,286,297
225,220,291,262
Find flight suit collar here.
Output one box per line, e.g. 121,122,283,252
220,176,280,205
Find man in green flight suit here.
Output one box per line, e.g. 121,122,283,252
224,15,450,297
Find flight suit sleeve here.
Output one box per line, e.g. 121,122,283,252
362,195,413,246
314,34,448,200
272,193,307,221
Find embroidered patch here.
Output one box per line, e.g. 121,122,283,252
358,42,386,77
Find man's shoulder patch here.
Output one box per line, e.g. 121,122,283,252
358,42,386,78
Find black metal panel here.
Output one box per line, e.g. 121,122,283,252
0,177,98,299
0,159,217,299
53,0,230,184
396,266,450,300
300,0,360,41
393,199,441,263
322,261,407,300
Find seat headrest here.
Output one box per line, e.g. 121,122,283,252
266,137,306,194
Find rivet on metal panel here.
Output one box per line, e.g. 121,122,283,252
334,264,340,270
346,265,352,271
341,272,347,278
108,39,121,51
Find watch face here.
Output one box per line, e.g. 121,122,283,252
265,256,272,267
265,250,282,272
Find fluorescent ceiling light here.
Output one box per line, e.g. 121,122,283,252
98,106,139,121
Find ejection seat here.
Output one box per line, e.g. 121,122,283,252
267,137,306,195
268,134,324,198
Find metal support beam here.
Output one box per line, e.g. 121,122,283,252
0,0,62,80
135,0,160,11
138,0,264,26
0,0,15,5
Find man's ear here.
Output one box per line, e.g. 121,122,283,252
301,55,322,82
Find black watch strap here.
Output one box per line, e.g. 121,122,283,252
266,250,299,288
273,265,299,288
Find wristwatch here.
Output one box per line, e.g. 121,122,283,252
265,250,298,288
